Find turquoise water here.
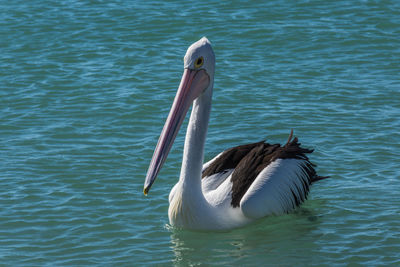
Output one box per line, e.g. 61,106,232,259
2,0,400,265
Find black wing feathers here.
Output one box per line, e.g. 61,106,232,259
202,133,324,208
201,141,265,178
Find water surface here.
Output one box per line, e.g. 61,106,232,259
1,0,399,265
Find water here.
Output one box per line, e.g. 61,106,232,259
1,0,399,265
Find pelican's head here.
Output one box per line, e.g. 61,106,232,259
144,37,215,195
183,37,215,79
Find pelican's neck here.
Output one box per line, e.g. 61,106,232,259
169,74,215,230
179,84,213,194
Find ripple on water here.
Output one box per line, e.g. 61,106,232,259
1,0,400,265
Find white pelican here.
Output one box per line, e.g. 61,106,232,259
144,37,326,230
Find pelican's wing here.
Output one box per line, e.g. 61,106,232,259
170,145,253,203
202,152,233,193
201,169,234,193
239,158,314,218
202,152,224,172
226,135,324,218
201,141,265,193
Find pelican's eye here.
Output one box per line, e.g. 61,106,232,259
194,56,204,68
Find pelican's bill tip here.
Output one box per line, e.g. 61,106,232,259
143,187,149,196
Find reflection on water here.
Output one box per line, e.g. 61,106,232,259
169,207,324,266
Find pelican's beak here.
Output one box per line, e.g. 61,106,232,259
144,68,210,195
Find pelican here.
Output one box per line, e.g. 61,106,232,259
144,37,326,230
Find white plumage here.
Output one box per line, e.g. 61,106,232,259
240,159,310,218
144,37,325,230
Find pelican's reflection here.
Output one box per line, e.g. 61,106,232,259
168,224,249,266
167,209,322,266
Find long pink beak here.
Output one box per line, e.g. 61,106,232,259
144,68,210,195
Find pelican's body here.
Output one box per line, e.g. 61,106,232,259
144,38,326,230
